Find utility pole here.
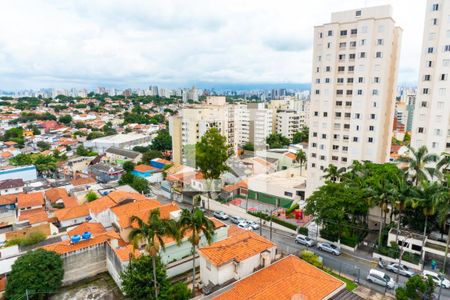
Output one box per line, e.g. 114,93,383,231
396,233,412,284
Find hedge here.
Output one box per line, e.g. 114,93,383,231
248,211,308,234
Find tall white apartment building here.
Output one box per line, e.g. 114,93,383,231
306,5,402,196
247,103,273,149
276,110,303,140
411,0,450,154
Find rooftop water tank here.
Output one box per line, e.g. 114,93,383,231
82,232,92,240
71,235,81,243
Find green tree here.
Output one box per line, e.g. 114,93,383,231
243,142,254,151
195,128,230,210
85,190,98,202
142,150,162,164
128,209,179,299
397,146,439,185
10,153,33,165
123,161,135,172
119,172,135,185
5,249,64,300
76,145,97,156
58,114,72,125
178,208,215,293
396,274,435,300
131,176,150,194
150,130,172,151
295,149,307,176
322,164,346,182
292,126,309,144
37,141,51,151
266,133,290,149
87,131,105,140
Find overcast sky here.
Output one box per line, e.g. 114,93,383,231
0,0,425,90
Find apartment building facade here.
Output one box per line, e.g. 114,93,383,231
276,110,302,140
307,5,402,196
411,0,450,155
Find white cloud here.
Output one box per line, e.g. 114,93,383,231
0,0,425,89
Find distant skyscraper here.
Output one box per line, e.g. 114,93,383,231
411,0,450,154
307,5,402,196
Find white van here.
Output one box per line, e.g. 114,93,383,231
367,269,396,289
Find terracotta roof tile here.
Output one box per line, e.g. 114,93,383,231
199,230,274,266
67,222,106,237
213,255,345,300
111,199,162,228
113,244,141,262
17,192,44,209
88,196,116,214
18,208,46,222
28,211,50,225
45,188,68,203
0,194,17,206
134,164,157,172
55,204,89,221
106,190,147,204
71,177,96,186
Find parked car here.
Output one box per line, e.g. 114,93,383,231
317,242,341,255
423,270,450,288
230,216,246,224
247,221,260,230
237,222,252,231
295,234,315,247
213,211,229,220
385,263,415,277
367,269,396,289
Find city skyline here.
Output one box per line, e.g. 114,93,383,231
0,0,425,89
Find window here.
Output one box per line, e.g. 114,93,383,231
368,137,374,143
428,47,434,54
340,30,347,36
350,41,357,47
376,51,383,58
316,79,320,83
335,112,342,117
418,127,425,133
327,42,331,48
346,90,353,95
339,54,346,60
332,145,339,150
336,101,343,106
325,78,330,83
311,163,316,168
351,29,357,35
441,74,448,81
357,90,363,95
421,101,428,107
369,125,374,131
342,157,348,162
372,89,379,95
434,129,442,136
343,146,348,152
360,52,366,58
333,134,339,139
358,77,364,83
316,67,320,73
377,39,384,45
336,89,344,95
314,112,319,117
323,112,328,117
347,78,354,83
370,114,376,119
432,3,439,11
337,78,344,83
319,32,323,38
332,156,339,161
432,18,438,25
315,90,320,95
284,191,293,197
424,74,431,81
328,30,333,36
378,25,385,33
353,137,358,142
445,45,450,52
338,66,345,72
322,134,327,139
326,66,331,72
427,61,433,67
345,101,352,107
356,10,361,16
348,66,354,72
355,113,360,119
374,77,380,83
344,112,351,118
340,42,346,48
423,88,429,94
349,53,356,60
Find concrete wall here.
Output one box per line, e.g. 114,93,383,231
61,216,89,228
61,244,107,285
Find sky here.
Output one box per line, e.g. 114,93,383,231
0,0,425,90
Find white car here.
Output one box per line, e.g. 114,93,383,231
367,269,396,289
423,270,450,288
247,221,260,230
213,211,229,220
237,222,252,231
385,263,415,277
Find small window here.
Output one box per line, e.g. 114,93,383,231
375,51,383,58
328,30,333,36
351,29,357,35
360,52,366,58
418,127,425,133
368,137,374,143
428,47,434,54
369,126,374,131
427,61,433,67
432,3,439,11
424,74,431,81
423,88,429,94
284,191,293,197
377,39,384,45
440,74,448,81
355,10,361,16
432,18,438,25
445,45,450,52
340,30,348,36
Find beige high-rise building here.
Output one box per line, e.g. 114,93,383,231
411,0,450,155
306,5,402,196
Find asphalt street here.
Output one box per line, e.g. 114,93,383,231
154,189,450,299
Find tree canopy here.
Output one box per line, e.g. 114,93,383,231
266,133,290,149
6,249,64,300
395,275,435,300
150,130,172,151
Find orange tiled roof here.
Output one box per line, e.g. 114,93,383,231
28,210,50,225
18,207,46,222
45,188,68,203
213,255,345,300
67,222,106,237
42,230,120,255
134,164,157,172
0,276,6,292
88,196,116,214
55,204,89,221
0,194,17,206
111,199,162,228
284,152,297,160
199,230,274,267
4,141,17,146
17,192,44,209
0,151,12,158
113,244,141,262
62,196,79,208
106,190,147,204
71,177,96,186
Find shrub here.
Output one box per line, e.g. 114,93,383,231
298,227,309,236
5,232,47,247
299,250,323,268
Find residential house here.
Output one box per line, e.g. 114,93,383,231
105,147,142,165
199,227,276,292
16,192,45,223
0,179,24,195
89,163,124,183
211,255,345,300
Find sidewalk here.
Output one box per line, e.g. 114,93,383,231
353,286,395,300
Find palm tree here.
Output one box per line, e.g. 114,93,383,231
295,149,307,176
322,164,346,182
178,208,215,294
389,174,412,243
435,175,450,269
408,181,441,252
128,209,179,299
397,146,439,185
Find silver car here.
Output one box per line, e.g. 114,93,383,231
367,269,396,289
317,242,341,255
385,263,415,277
213,211,229,220
295,234,316,247
247,221,260,230
422,270,450,288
